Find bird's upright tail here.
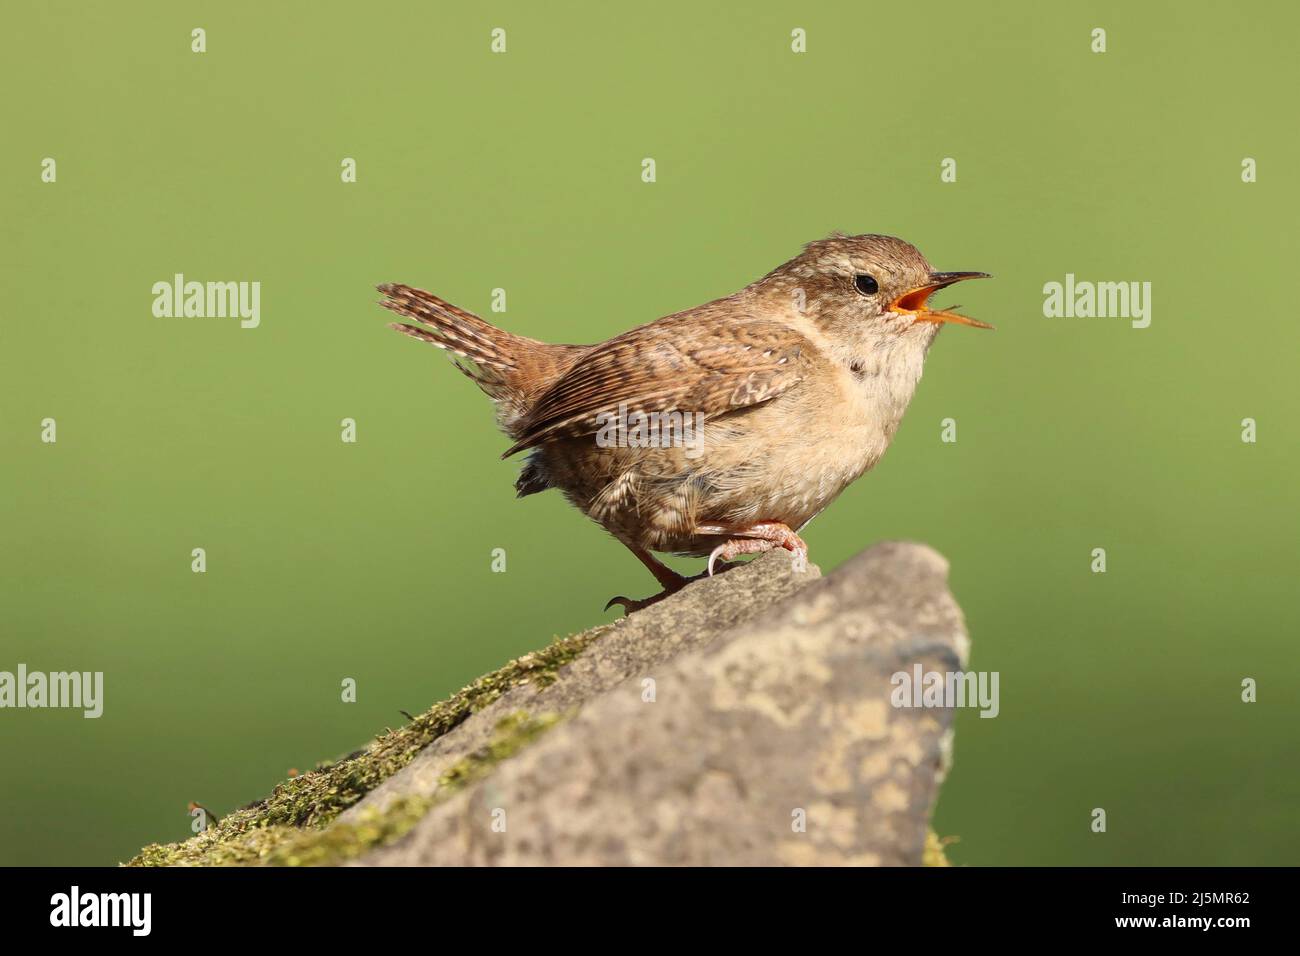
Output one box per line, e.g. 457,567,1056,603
376,282,582,434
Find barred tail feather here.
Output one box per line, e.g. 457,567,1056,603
375,282,585,437
378,283,521,375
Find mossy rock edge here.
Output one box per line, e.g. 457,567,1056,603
126,627,605,867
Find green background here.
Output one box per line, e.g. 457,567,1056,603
2,1,1296,866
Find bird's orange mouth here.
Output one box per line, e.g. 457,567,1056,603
888,272,993,329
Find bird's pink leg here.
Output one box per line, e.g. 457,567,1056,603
695,521,809,576
605,544,691,615
604,525,805,616
627,545,688,591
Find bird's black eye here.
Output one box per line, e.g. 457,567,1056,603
854,274,879,296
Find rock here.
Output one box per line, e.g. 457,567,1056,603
127,541,967,867
344,544,821,827
353,541,967,866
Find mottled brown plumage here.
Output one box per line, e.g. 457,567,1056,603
377,233,991,611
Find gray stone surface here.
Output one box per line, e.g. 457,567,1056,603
349,541,968,866
345,547,820,824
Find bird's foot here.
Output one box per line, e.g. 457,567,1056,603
700,521,808,576
603,562,741,617
603,591,672,615
604,545,687,615
604,527,798,617
707,538,774,574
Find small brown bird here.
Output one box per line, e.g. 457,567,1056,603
378,233,991,611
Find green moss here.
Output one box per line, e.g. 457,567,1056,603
126,627,608,867
125,615,958,867
260,711,564,867
434,709,563,792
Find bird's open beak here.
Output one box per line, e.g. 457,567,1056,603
888,271,993,329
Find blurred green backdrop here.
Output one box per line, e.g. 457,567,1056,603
2,1,1297,866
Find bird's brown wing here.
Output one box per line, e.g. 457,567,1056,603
501,316,808,457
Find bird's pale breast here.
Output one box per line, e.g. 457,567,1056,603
532,329,930,557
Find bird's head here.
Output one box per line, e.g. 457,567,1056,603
758,233,992,348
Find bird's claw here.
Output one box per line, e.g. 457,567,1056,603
706,523,809,575
604,568,723,615
609,529,802,616
603,592,670,616
706,539,774,574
